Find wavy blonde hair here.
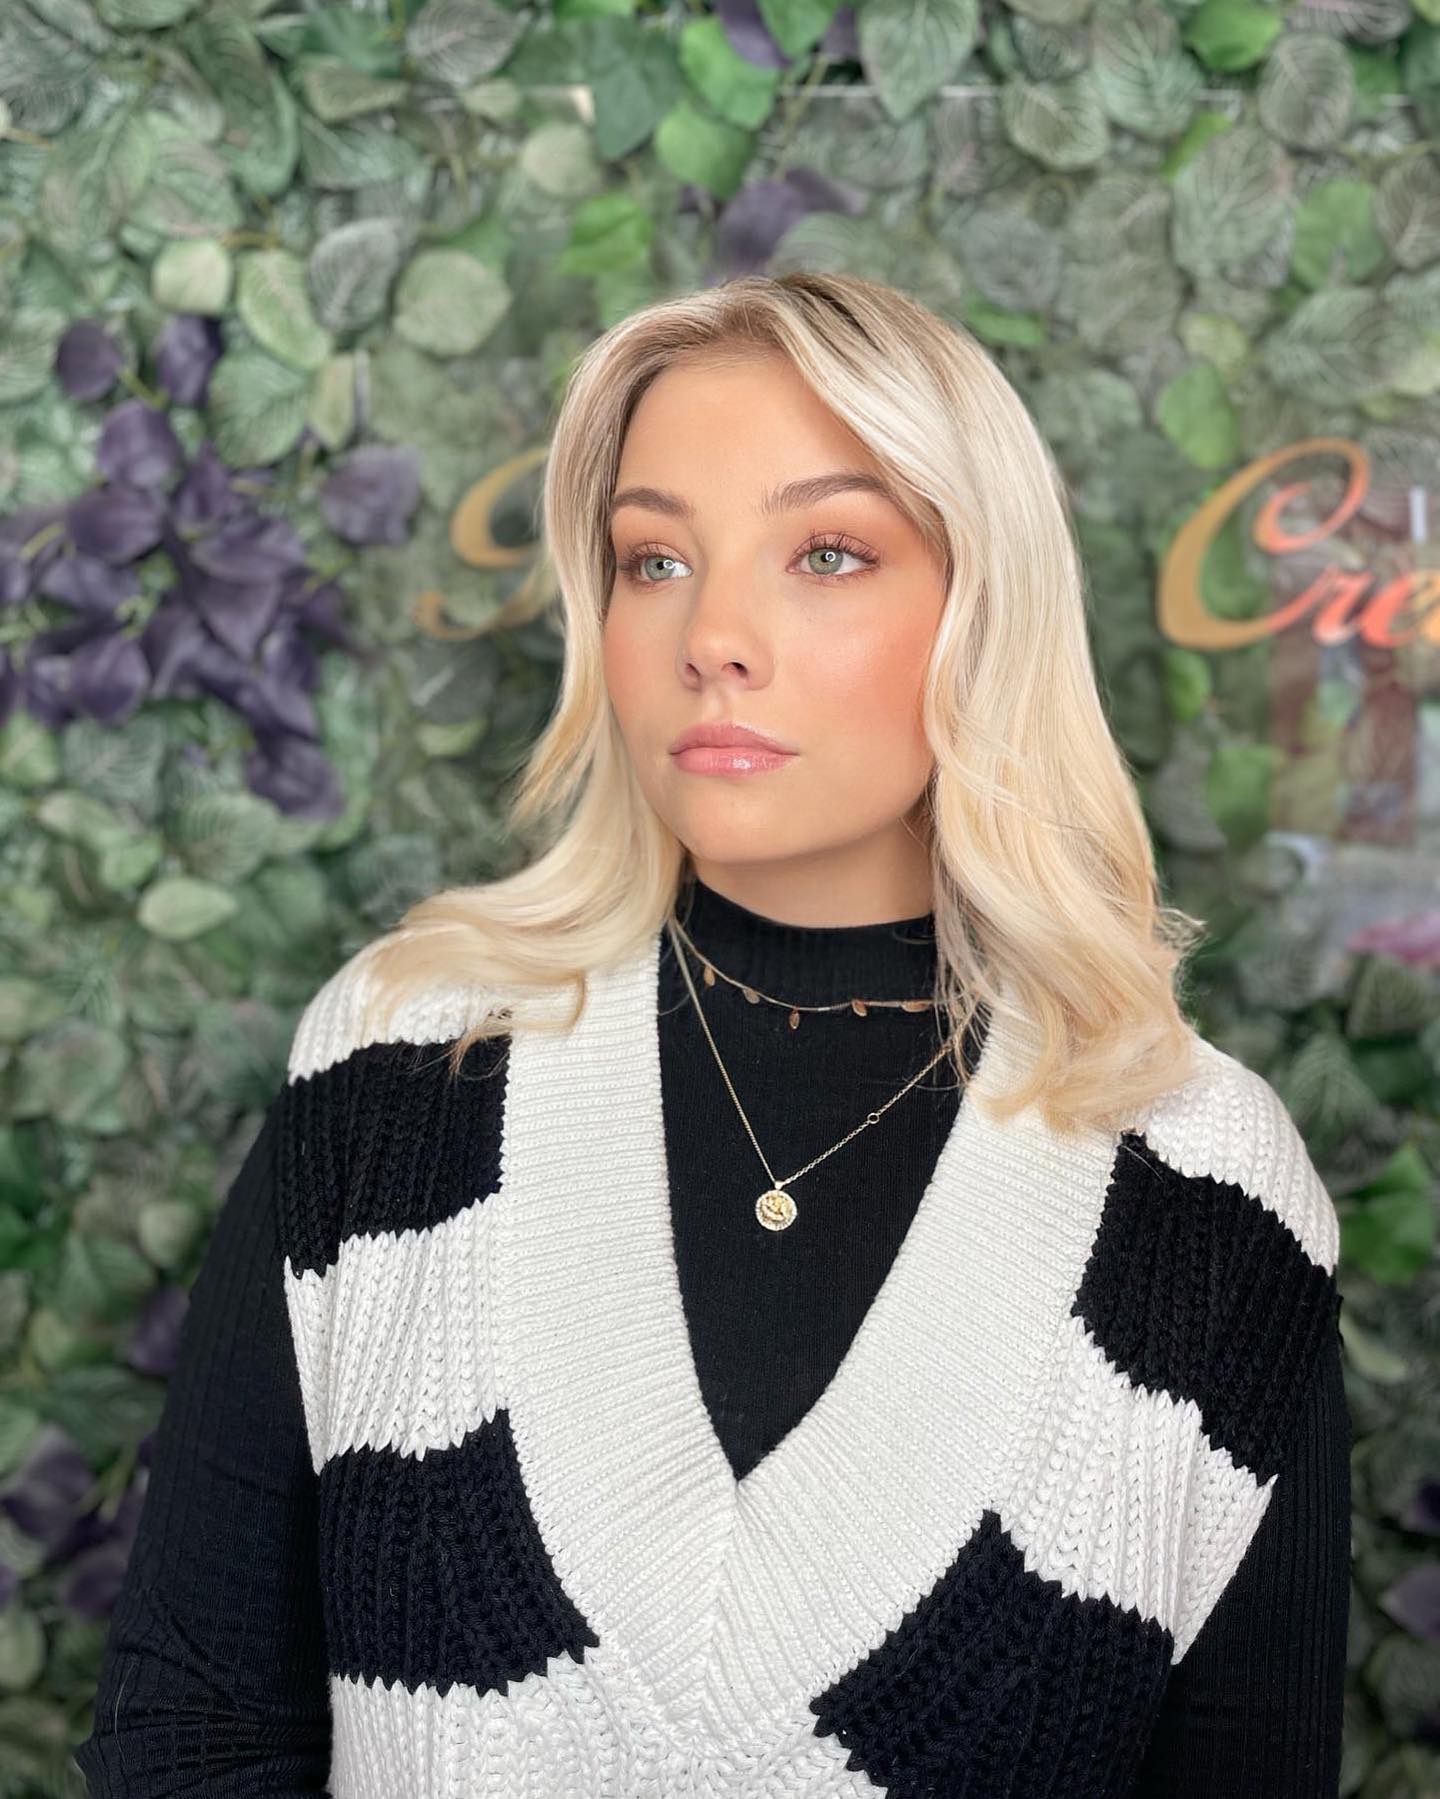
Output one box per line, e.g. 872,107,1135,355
354,270,1207,1137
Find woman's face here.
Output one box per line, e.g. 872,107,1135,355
602,349,949,918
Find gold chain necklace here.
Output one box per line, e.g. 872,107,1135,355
664,915,960,1233
666,907,940,1029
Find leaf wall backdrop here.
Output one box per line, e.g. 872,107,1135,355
0,0,1438,1791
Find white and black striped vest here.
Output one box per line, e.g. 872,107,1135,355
275,928,1341,1798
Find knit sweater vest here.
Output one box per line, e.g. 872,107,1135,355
257,887,1342,1798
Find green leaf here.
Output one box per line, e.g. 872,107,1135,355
1000,69,1110,170
1204,740,1276,849
97,0,197,23
136,874,239,941
1092,6,1204,141
1291,180,1384,292
12,1022,128,1128
127,114,242,241
0,981,66,1045
236,249,334,373
678,18,781,129
54,1231,156,1327
150,237,233,314
1161,647,1211,722
1155,361,1240,468
309,218,409,332
858,0,979,122
406,0,528,87
0,309,64,405
308,353,357,452
1182,0,1281,73
0,1607,44,1693
170,791,279,886
557,191,654,275
299,57,410,123
583,18,683,160
39,1364,164,1462
653,96,753,199
1342,1186,1436,1284
205,348,310,465
393,249,510,356
759,0,840,58
1337,1309,1410,1383
1375,154,1440,272
1256,30,1354,153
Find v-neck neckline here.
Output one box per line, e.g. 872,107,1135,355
492,926,1121,1753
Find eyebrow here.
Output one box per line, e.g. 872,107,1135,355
608,470,900,524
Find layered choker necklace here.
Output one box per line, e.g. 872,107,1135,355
662,898,957,1235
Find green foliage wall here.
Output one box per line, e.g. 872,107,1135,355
0,0,1438,1791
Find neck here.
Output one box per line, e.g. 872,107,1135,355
669,870,938,1010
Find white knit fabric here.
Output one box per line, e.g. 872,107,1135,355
280,932,1340,1797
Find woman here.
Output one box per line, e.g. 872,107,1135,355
75,271,1350,1796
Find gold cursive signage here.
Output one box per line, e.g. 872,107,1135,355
1159,436,1440,651
413,446,554,639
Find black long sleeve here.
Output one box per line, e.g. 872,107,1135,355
72,1098,332,1795
1131,1309,1352,1794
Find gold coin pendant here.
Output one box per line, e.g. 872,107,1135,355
756,1188,797,1230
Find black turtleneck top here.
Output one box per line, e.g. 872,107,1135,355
74,872,1351,1795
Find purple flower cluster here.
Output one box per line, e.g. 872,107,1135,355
0,314,420,819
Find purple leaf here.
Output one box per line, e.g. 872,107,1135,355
0,545,30,606
170,441,239,532
96,399,185,490
140,595,229,699
36,553,140,616
715,169,858,276
819,4,858,60
292,576,365,655
245,730,345,819
1403,1477,1440,1537
190,511,307,582
1381,1561,1440,1643
128,1286,187,1381
318,445,422,547
58,1538,130,1622
69,626,151,725
0,502,68,584
67,486,165,564
186,571,285,662
55,320,126,403
0,1427,95,1559
151,314,223,408
714,0,790,67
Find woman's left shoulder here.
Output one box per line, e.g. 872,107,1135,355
1129,1028,1340,1281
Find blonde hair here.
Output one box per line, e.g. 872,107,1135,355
355,270,1207,1137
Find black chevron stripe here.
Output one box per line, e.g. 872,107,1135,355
1075,1130,1340,1487
276,1034,512,1279
318,1403,599,1698
809,1507,1173,1798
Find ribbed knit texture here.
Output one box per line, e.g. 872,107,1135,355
74,874,1350,1796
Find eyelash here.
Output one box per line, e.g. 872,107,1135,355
614,531,879,587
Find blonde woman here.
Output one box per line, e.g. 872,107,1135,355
76,272,1349,1797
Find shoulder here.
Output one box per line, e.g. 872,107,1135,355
286,935,509,1083
1129,1027,1339,1277
275,937,512,1274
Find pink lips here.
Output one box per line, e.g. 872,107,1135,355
669,721,798,776
672,744,795,775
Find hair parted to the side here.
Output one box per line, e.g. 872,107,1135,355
352,270,1209,1138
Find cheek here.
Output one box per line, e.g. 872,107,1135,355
802,616,934,752
601,607,652,723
